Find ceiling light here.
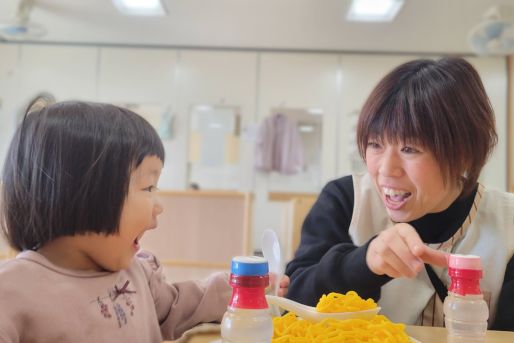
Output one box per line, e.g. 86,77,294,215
112,0,167,16
347,0,404,22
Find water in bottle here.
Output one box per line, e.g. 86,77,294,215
443,254,489,343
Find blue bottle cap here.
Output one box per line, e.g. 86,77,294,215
231,256,269,276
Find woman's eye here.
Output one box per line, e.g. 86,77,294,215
144,186,158,192
367,141,381,149
401,146,420,154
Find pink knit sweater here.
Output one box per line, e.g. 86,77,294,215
0,250,231,342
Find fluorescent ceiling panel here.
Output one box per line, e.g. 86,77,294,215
347,0,404,22
112,0,167,16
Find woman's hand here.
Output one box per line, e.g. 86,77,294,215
277,275,290,297
269,273,290,297
366,223,448,279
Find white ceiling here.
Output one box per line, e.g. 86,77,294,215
0,0,513,54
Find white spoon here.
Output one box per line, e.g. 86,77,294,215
261,229,284,316
266,295,381,322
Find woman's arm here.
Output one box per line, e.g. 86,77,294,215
491,254,514,331
285,176,390,306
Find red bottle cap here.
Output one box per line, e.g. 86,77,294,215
228,256,270,309
448,254,483,296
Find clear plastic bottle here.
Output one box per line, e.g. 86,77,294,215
443,254,489,343
221,256,273,343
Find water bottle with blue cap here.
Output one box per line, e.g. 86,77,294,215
221,256,273,343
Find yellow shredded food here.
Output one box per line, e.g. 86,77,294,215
272,291,409,342
272,312,410,343
316,291,377,313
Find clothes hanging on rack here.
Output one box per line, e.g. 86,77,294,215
254,113,304,174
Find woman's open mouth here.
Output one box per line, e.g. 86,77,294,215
383,187,412,210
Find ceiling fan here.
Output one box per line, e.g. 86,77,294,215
468,5,514,56
0,0,46,41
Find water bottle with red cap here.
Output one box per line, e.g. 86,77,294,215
221,256,273,343
443,254,489,342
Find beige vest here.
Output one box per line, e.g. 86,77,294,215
349,173,514,327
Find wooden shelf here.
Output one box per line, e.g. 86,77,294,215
268,191,317,202
158,190,251,198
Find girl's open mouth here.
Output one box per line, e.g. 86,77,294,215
133,236,141,251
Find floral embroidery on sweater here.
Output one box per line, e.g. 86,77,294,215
92,280,137,328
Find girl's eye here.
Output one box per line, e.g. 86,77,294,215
144,186,159,192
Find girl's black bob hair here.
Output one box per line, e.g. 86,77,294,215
1,100,165,251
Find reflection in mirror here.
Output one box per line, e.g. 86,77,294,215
266,107,323,193
187,105,241,190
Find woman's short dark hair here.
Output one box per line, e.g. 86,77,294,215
1,101,165,251
356,57,497,196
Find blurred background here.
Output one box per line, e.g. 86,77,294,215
1,0,513,281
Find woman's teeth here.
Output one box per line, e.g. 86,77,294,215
383,187,411,202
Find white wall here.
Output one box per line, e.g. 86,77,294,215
0,44,19,162
1,0,506,55
467,57,508,191
0,43,508,253
0,44,98,170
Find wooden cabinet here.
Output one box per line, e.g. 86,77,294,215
140,190,253,282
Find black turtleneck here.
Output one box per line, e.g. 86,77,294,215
285,175,513,331
409,186,476,243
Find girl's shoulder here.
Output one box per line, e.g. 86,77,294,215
0,252,41,278
135,250,162,272
132,250,165,282
135,250,161,272
0,255,50,308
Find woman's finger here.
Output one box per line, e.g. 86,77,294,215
368,247,402,278
396,223,448,268
377,230,420,277
417,246,449,268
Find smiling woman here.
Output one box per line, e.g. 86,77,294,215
285,57,514,331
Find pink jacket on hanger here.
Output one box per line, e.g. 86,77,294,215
254,113,304,174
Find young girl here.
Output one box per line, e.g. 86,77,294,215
0,100,287,342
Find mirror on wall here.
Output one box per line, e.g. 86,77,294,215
263,107,323,193
187,105,241,190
